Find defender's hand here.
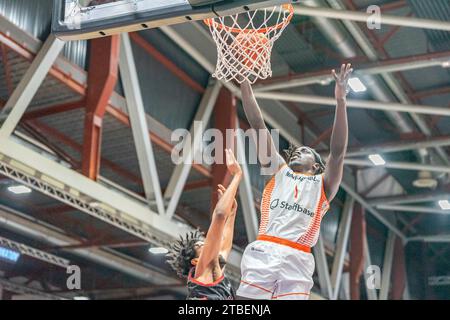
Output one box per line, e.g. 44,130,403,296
332,63,353,100
225,149,242,176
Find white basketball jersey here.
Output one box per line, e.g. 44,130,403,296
259,164,330,248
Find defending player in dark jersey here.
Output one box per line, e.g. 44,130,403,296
167,149,242,300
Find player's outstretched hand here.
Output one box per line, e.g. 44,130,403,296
332,63,353,100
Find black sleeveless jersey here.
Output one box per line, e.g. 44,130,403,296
187,268,236,300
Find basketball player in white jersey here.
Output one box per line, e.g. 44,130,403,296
236,64,353,300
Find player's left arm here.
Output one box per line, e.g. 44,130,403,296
324,64,352,201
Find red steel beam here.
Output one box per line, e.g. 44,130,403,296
311,126,332,148
350,203,366,300
23,99,85,120
211,88,237,210
0,43,14,95
129,32,205,94
82,36,120,180
412,85,450,100
391,236,406,300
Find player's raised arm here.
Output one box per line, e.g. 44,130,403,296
240,81,285,174
218,184,238,263
194,149,242,278
324,64,352,201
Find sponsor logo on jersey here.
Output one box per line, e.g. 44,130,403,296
250,247,265,253
269,199,314,217
285,171,320,183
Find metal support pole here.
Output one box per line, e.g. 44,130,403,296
0,34,65,139
236,122,259,242
313,235,333,299
253,91,450,117
350,203,365,300
119,33,165,214
363,235,378,300
344,158,450,174
377,204,450,215
331,196,354,299
380,231,396,300
294,4,450,31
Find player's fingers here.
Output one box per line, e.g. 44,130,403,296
332,69,338,80
345,63,351,73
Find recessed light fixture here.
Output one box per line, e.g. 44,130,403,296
319,77,333,86
90,201,101,208
368,154,386,166
348,77,367,93
438,200,450,210
0,247,20,263
149,247,169,254
7,185,32,194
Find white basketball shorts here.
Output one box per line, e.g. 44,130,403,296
236,239,315,300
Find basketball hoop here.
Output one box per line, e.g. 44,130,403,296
204,4,294,84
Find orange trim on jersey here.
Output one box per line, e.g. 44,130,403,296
297,175,328,246
240,280,273,294
259,175,276,235
257,235,311,253
272,292,310,299
188,269,224,287
320,173,330,216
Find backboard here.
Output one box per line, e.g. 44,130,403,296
52,0,291,41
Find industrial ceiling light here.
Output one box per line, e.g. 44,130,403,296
148,247,169,254
0,247,20,263
348,77,367,93
7,185,32,194
413,171,438,189
368,154,385,166
438,200,450,210
90,201,101,208
319,77,333,86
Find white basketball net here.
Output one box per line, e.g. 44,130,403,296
205,5,293,84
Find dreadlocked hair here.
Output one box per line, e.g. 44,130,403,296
166,230,204,278
283,143,326,175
